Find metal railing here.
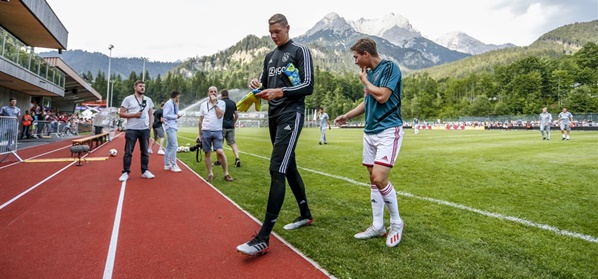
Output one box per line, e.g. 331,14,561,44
0,26,65,88
0,116,22,162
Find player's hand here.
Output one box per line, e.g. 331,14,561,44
249,79,261,90
334,115,348,126
358,66,368,84
209,94,217,104
255,88,282,101
134,111,143,118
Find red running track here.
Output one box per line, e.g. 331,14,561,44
0,133,330,278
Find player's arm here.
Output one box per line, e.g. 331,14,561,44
233,110,239,125
359,66,393,104
282,47,314,98
334,102,365,126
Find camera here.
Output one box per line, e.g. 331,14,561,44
139,100,147,112
189,139,202,152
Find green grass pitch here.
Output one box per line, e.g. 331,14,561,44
175,127,598,279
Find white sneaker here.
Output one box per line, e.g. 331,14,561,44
283,216,313,230
354,224,386,239
118,172,129,182
171,165,182,173
236,236,270,256
386,222,404,247
148,148,153,154
157,149,165,155
141,170,155,179
164,165,171,171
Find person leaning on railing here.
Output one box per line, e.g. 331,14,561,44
20,110,33,139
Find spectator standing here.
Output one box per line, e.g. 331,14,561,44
149,102,166,155
219,89,242,167
20,110,33,139
162,91,182,173
539,107,552,140
558,107,573,140
317,107,330,145
0,97,21,150
236,13,315,256
198,86,233,181
413,118,420,134
118,80,155,182
334,37,405,248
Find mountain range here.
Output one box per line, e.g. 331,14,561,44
39,12,519,79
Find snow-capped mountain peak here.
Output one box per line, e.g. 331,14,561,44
304,12,354,37
434,31,516,55
349,13,420,38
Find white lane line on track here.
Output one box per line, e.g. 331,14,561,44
0,140,112,209
236,150,598,244
0,161,76,210
0,145,71,170
102,181,126,279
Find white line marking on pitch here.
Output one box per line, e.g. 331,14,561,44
238,150,598,244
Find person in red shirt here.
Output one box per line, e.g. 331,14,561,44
20,110,33,139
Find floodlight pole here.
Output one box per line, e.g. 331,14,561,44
110,79,115,110
142,57,147,81
107,44,114,108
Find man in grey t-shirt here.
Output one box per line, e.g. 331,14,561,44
539,107,552,140
318,107,330,145
118,80,155,181
558,107,573,141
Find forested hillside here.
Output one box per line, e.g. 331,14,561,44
83,21,597,121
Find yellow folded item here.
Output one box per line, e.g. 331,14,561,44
237,91,261,112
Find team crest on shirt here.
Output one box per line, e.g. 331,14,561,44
282,52,290,62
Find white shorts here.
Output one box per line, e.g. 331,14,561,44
362,126,404,167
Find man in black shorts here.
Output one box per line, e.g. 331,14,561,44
149,102,165,154
236,13,314,256
215,90,241,167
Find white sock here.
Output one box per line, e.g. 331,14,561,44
370,184,385,230
380,182,402,225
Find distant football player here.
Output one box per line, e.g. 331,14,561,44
558,107,573,140
539,107,552,140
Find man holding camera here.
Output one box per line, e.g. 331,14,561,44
118,80,155,182
198,86,233,182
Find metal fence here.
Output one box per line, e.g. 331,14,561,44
31,120,80,138
0,116,22,162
